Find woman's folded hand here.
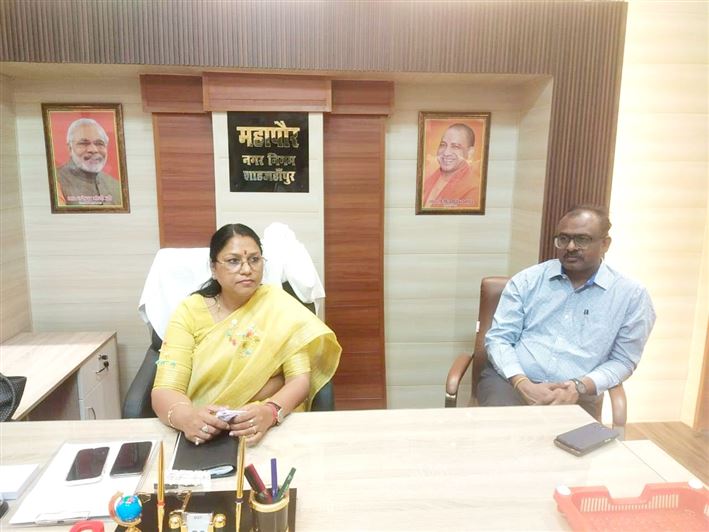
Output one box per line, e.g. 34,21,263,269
227,403,272,445
179,403,230,445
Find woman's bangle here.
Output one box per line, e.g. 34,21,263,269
513,376,530,391
265,402,279,427
167,401,191,429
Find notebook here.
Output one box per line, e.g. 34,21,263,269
170,431,238,478
0,464,40,500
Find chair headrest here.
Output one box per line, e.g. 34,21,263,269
138,248,211,339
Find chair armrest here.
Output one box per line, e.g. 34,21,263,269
608,384,627,436
122,345,160,419
445,353,473,408
310,380,334,412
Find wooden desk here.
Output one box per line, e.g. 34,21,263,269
0,332,120,420
0,406,699,531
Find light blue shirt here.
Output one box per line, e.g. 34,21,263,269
485,260,656,394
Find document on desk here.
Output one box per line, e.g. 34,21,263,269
0,464,40,500
10,439,157,526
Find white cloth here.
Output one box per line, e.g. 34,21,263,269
138,223,326,338
138,248,211,339
261,222,325,314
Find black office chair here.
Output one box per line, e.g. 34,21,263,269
0,374,27,422
122,282,334,418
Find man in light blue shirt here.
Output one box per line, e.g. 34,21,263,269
480,205,655,417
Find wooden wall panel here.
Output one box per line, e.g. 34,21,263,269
697,322,709,430
324,115,387,410
4,0,628,260
203,73,331,112
140,75,204,113
331,81,394,115
153,114,216,247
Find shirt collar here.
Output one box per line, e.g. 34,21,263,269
549,260,611,290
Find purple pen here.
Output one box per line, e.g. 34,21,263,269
270,458,278,500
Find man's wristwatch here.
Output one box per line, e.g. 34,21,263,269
266,401,284,426
570,378,588,395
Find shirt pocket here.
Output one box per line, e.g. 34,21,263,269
576,298,617,355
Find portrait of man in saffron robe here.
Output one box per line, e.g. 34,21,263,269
416,112,490,215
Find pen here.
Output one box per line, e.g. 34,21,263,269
235,436,246,532
275,467,296,502
244,464,273,503
157,441,165,532
270,458,278,500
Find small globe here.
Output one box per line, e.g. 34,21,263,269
114,495,142,522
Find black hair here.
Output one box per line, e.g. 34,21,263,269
193,223,263,298
563,204,612,236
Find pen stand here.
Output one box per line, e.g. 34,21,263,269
113,490,296,532
249,490,289,532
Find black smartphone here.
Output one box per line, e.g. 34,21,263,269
65,446,110,483
554,422,619,456
109,441,153,477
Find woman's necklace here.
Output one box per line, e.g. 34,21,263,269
215,294,227,318
215,294,243,346
215,294,237,318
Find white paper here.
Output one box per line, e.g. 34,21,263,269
10,439,157,525
0,464,39,500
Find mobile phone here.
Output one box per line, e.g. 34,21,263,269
109,441,153,477
554,422,619,456
65,446,110,483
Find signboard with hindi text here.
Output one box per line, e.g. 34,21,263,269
228,112,309,193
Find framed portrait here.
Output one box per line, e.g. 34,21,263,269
415,111,491,215
42,103,130,213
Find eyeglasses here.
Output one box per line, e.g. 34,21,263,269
553,234,605,250
215,256,267,272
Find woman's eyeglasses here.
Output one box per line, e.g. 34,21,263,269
215,256,267,272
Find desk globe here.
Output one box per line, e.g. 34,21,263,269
109,492,143,531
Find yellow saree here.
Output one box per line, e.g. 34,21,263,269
153,284,341,409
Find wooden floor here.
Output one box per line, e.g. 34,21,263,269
625,421,709,485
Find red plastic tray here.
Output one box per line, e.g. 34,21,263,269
554,481,709,531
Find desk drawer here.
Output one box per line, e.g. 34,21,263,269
77,336,120,419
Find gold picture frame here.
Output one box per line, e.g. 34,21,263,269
415,111,491,215
42,103,130,213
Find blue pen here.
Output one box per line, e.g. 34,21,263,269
270,458,278,500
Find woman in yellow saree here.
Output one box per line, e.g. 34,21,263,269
152,223,341,445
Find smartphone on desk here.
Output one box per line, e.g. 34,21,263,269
110,441,153,477
554,422,619,456
65,446,110,484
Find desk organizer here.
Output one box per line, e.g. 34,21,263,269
115,489,296,532
554,481,708,531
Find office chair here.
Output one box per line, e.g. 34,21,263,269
123,242,335,419
444,276,627,437
122,286,334,418
0,374,26,422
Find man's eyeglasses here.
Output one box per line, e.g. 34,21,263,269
215,256,267,272
553,234,605,250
